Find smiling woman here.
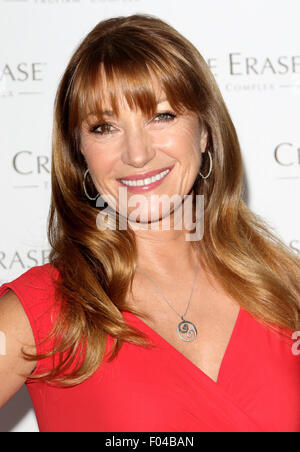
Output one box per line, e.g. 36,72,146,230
80,68,204,225
1,13,300,433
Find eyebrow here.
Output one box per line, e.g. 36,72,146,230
100,98,168,117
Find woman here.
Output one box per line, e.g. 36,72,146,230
0,13,300,432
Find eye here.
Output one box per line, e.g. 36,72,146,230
89,111,177,135
153,111,177,123
90,123,114,135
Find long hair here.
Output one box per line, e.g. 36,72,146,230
23,13,300,386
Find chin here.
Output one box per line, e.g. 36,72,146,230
128,205,175,228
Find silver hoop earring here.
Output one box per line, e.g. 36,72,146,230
83,169,99,201
199,150,213,179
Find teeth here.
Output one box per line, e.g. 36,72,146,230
121,169,170,187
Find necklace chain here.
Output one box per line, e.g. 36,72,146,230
137,260,200,333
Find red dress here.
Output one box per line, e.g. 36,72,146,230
0,263,300,432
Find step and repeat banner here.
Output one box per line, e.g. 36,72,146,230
0,0,299,432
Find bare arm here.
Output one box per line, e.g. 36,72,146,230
0,290,37,408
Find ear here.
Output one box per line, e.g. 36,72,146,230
200,128,208,154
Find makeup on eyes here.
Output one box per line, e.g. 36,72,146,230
89,111,177,135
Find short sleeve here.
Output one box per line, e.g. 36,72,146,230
0,263,61,382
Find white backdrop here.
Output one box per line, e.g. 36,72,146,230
0,0,299,432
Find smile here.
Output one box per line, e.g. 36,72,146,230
117,166,173,193
120,169,170,186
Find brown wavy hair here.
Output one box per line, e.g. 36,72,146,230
23,13,300,386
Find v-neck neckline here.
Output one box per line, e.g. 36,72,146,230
123,306,244,386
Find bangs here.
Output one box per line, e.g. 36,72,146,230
70,38,202,130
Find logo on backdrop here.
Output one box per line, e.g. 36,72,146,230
12,150,51,190
273,142,300,181
207,53,300,93
0,62,46,98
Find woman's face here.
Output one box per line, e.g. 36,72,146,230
80,75,207,226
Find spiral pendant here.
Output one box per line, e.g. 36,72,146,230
177,318,197,342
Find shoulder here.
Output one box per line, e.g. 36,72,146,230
0,263,62,362
0,263,60,290
0,263,60,303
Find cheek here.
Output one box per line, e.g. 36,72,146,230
168,128,201,165
81,141,115,179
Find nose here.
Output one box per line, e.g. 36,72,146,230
121,124,156,169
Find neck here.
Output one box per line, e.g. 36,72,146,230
134,221,200,278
